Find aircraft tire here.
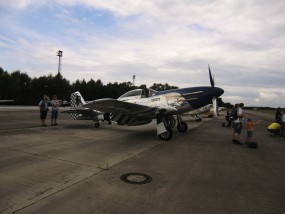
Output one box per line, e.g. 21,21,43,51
159,128,173,141
166,115,176,129
94,122,100,128
177,122,188,132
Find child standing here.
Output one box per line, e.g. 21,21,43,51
246,118,262,143
51,95,61,126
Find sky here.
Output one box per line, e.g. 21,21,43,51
0,0,284,107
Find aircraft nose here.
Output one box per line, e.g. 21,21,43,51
212,87,224,97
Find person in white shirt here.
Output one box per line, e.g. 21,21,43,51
51,95,61,126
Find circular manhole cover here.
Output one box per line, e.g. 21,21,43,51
120,173,152,184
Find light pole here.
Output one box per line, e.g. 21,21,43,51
133,75,136,86
56,50,63,96
57,50,63,75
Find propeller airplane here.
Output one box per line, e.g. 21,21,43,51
63,66,224,140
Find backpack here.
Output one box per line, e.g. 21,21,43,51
39,100,47,111
230,108,238,121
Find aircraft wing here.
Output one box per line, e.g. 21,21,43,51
83,98,156,116
61,108,98,114
0,100,14,103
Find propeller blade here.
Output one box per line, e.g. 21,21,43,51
208,64,215,87
212,97,218,117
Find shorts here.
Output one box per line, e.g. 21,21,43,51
247,131,253,137
233,122,242,134
40,110,47,119
51,110,58,119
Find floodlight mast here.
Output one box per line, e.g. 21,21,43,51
133,75,136,86
57,50,63,74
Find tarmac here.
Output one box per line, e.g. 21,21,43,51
0,106,284,214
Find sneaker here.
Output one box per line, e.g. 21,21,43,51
236,141,242,145
233,140,241,145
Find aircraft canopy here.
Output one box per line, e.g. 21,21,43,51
119,89,157,99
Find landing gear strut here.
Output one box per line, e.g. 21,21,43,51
156,114,173,141
94,121,100,128
176,115,188,132
194,113,202,122
156,114,188,140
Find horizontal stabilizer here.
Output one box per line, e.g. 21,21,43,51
61,108,97,114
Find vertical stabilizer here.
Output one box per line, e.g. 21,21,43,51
70,91,86,119
70,91,86,108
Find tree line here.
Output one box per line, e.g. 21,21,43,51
0,67,179,105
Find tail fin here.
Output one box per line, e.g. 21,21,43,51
70,91,86,119
70,91,86,109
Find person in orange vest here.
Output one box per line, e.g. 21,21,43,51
246,118,262,143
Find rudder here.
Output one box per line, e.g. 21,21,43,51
70,91,86,120
70,91,86,108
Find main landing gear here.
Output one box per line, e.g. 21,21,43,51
94,121,100,128
156,114,188,141
194,113,202,122
176,115,188,132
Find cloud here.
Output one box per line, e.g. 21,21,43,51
259,92,278,101
254,91,285,107
222,86,285,107
0,0,285,107
0,0,48,10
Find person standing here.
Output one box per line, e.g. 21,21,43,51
281,110,285,139
275,107,282,124
51,95,61,126
232,103,244,144
39,95,50,127
226,108,232,127
231,104,238,142
246,118,262,143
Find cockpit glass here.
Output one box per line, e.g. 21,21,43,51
119,89,143,98
119,88,158,99
149,89,157,97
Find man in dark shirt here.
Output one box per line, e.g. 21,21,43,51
275,107,282,124
39,95,50,127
